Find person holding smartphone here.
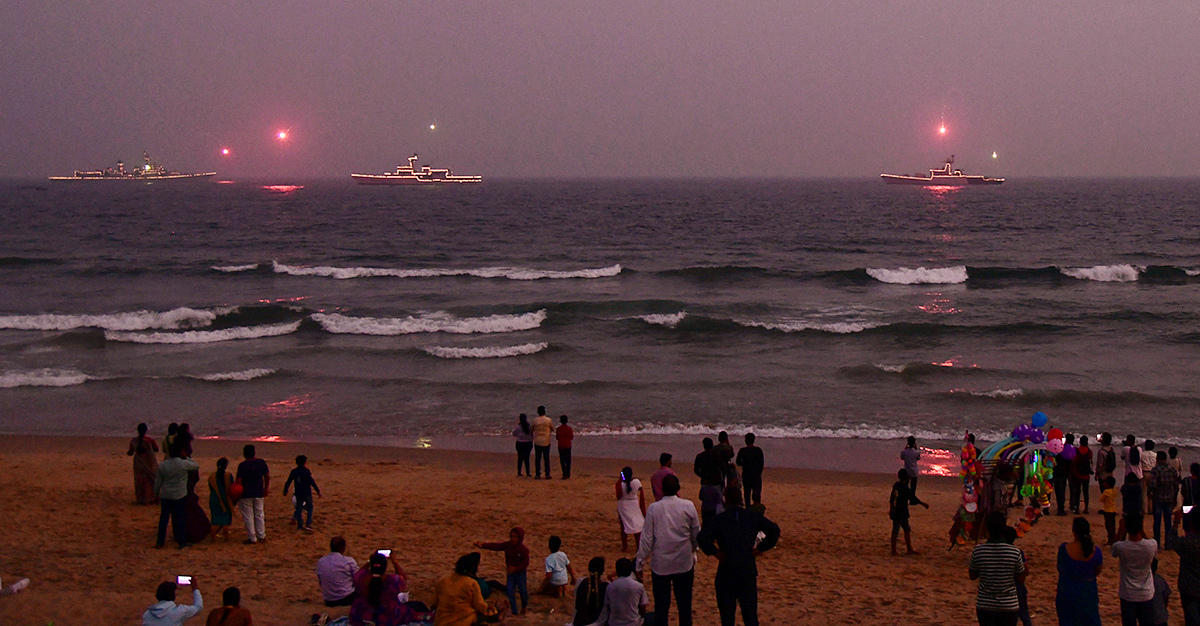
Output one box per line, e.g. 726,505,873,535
142,577,203,626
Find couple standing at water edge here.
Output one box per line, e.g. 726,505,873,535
512,407,573,479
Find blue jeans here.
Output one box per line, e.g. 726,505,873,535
293,497,313,528
1152,501,1176,544
506,571,528,614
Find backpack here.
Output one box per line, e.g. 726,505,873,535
1103,448,1116,473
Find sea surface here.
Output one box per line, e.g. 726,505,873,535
3,177,1200,456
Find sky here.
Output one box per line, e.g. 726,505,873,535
2,1,1199,178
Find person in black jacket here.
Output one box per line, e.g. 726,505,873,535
736,433,765,506
697,486,780,626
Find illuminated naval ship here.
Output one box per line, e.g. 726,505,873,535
351,154,482,185
880,155,1003,186
49,152,216,181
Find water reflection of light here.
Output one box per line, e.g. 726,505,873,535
216,180,235,184
253,435,286,442
926,185,962,196
921,447,959,477
416,438,433,449
262,184,303,193
916,292,961,315
257,296,310,304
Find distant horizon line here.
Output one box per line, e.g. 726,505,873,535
5,174,1200,183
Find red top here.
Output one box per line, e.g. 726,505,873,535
556,424,574,449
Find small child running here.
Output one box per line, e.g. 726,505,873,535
889,468,929,556
537,535,576,596
282,455,321,531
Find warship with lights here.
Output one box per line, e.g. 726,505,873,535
352,154,482,185
49,152,216,181
881,155,1004,186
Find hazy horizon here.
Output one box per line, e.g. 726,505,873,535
4,1,1198,179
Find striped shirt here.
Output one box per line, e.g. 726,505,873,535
968,542,1025,612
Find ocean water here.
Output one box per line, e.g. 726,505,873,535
3,177,1200,451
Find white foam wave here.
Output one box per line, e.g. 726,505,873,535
955,388,1025,399
1186,268,1200,277
0,307,221,331
873,363,908,373
422,342,549,359
194,368,278,382
739,318,883,334
273,261,621,281
313,310,546,335
212,264,259,273
1061,264,1141,282
866,266,968,285
0,368,93,388
637,312,687,328
105,321,301,344
583,422,1009,442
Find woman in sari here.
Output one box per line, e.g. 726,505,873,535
126,423,159,504
208,457,235,542
183,444,211,544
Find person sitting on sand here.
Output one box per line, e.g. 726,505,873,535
889,468,929,556
349,552,413,626
143,578,203,626
207,458,235,543
317,536,358,607
205,587,251,626
474,527,530,616
431,553,492,626
571,557,608,626
536,535,576,596
583,558,650,626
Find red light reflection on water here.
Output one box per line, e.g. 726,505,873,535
257,296,310,304
921,447,959,477
917,292,960,315
216,180,235,185
262,184,303,193
252,435,287,442
925,185,961,198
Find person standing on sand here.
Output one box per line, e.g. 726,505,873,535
283,454,321,531
512,414,533,477
1055,516,1103,626
1149,451,1181,546
1113,514,1158,626
651,453,676,502
1070,436,1094,514
207,457,235,542
556,414,573,479
900,436,921,495
694,438,725,525
616,466,647,552
736,433,764,506
163,423,178,461
235,444,269,544
1184,463,1200,511
1054,435,1073,516
714,431,739,488
475,527,530,616
531,406,554,479
697,486,780,626
636,474,700,626
1166,512,1200,626
889,468,929,556
968,511,1026,626
128,422,160,505
1095,433,1117,497
154,442,199,549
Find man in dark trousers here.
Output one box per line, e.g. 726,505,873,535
694,437,725,525
736,433,764,506
697,486,780,626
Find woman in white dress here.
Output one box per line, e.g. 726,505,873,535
615,466,646,552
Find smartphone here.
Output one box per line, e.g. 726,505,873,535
378,549,392,557
176,576,192,586
1185,505,1195,514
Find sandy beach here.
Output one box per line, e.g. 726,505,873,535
0,435,1188,625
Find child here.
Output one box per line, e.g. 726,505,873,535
537,535,576,596
889,468,929,556
282,455,321,531
474,527,530,616
1121,471,1144,516
1100,476,1118,545
1002,526,1033,626
1151,558,1171,626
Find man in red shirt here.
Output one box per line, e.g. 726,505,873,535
556,415,574,479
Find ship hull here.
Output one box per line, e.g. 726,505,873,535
880,174,1003,186
351,173,481,185
49,172,217,182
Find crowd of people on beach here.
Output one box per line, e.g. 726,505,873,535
900,432,1200,626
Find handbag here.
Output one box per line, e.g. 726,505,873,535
229,478,244,502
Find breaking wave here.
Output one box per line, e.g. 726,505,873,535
0,368,94,388
271,261,621,281
105,321,302,344
313,310,546,335
636,312,688,328
211,264,260,273
193,368,278,382
1061,264,1140,282
866,266,968,285
0,307,223,331
422,342,549,359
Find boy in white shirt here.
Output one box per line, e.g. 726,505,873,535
538,535,576,597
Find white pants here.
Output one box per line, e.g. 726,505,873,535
238,497,265,542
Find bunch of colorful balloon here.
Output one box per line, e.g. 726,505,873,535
980,411,1060,514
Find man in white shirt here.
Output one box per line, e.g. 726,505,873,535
587,558,650,626
1113,514,1158,625
316,536,358,607
636,474,700,626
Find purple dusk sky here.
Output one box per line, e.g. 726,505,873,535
2,1,1198,178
